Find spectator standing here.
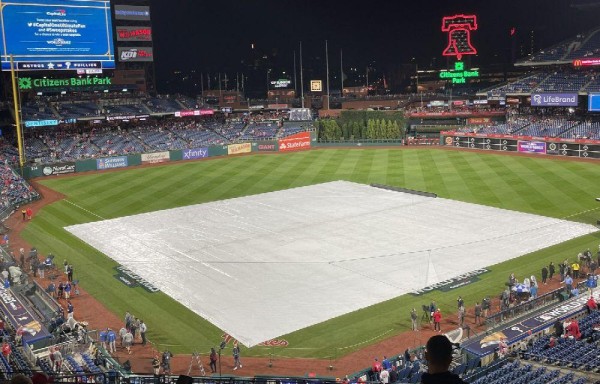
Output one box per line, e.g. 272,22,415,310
123,330,133,354
119,327,127,348
99,329,107,350
482,297,490,318
67,301,74,318
587,294,597,314
67,265,73,282
422,335,467,384
458,305,465,327
64,281,71,300
572,261,580,279
382,356,391,370
232,341,242,370
52,348,63,372
209,348,217,373
410,308,418,331
2,341,11,363
429,301,436,324
152,355,161,376
474,302,482,326
565,274,574,293
130,318,139,344
107,328,117,353
139,320,147,346
18,249,24,269
433,309,442,333
380,368,390,384
37,263,44,279
389,366,398,383
541,266,548,284
57,282,64,299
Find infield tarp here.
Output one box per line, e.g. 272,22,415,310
65,181,597,347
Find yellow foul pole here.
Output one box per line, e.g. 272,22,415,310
9,54,25,168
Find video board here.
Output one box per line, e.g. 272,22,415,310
589,93,600,112
0,0,114,71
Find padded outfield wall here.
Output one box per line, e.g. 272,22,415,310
440,131,600,159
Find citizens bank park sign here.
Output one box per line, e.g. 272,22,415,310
410,269,489,295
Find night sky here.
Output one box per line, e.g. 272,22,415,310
150,1,597,67
149,0,599,91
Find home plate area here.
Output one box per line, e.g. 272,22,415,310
65,181,596,347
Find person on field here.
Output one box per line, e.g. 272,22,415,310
411,308,418,331
123,330,133,354
209,348,217,373
232,341,242,370
541,266,548,284
421,335,466,384
549,262,555,280
474,302,482,326
433,309,442,333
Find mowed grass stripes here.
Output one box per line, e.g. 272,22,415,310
21,149,600,358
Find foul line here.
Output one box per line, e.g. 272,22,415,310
337,328,395,350
64,200,106,220
563,206,600,220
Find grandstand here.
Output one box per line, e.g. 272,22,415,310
517,27,600,66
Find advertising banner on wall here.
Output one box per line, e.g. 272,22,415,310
114,5,151,21
174,110,214,117
228,143,252,155
42,163,75,176
116,26,152,42
141,152,169,164
467,117,492,125
255,142,277,152
530,93,578,107
278,132,311,152
97,156,128,170
182,148,209,160
518,141,547,154
118,47,154,62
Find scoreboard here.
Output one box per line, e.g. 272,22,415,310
0,0,115,71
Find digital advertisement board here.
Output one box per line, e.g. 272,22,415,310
530,93,578,107
114,5,150,21
0,0,115,71
116,26,152,42
589,93,600,112
118,47,154,62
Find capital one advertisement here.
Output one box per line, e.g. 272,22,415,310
530,93,578,107
278,132,311,152
0,0,115,70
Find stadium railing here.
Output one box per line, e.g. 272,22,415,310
485,281,589,328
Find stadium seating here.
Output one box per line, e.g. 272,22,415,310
515,119,578,137
240,122,280,140
146,97,181,113
561,121,600,139
21,101,57,121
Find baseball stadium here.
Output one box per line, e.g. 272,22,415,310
0,1,600,384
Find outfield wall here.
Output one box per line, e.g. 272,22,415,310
21,134,304,179
440,131,600,159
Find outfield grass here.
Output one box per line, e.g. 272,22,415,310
21,148,600,359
